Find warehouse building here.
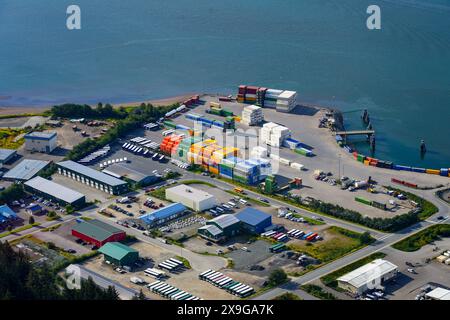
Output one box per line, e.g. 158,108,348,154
198,224,226,242
57,160,128,195
139,203,187,228
0,148,17,167
235,208,272,234
337,259,398,295
198,214,240,242
24,132,57,153
102,163,158,187
3,159,50,181
98,242,139,267
26,203,43,215
165,184,217,212
72,219,126,248
425,287,450,301
0,204,18,227
24,176,86,208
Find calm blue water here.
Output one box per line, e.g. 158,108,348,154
0,0,449,168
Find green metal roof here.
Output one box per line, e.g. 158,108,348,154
98,242,138,260
72,219,123,242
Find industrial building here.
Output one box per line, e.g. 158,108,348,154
0,148,17,167
24,132,57,153
2,159,50,181
198,214,240,242
72,219,126,248
139,203,187,228
425,287,450,300
102,163,157,187
24,176,86,208
235,208,272,234
0,204,17,227
337,259,399,295
165,184,217,212
98,242,139,267
57,160,128,195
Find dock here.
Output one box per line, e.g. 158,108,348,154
335,130,375,143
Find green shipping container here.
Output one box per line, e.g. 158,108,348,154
163,121,176,128
294,148,308,156
371,201,387,210
357,154,365,163
222,109,234,117
355,196,372,206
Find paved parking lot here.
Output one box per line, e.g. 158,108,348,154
381,239,450,300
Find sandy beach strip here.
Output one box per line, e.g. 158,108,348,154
0,93,199,116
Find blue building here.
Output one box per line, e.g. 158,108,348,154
0,205,18,227
139,203,187,228
235,208,272,234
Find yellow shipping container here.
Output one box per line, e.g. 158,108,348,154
364,160,370,166
209,167,219,175
426,169,440,175
210,102,221,109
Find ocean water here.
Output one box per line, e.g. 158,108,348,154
0,0,449,168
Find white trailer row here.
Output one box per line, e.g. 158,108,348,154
144,268,167,279
261,230,289,242
287,228,305,239
157,258,185,272
147,280,201,300
198,269,254,298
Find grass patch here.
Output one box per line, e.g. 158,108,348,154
301,284,338,300
41,224,62,232
0,223,41,238
175,256,192,269
272,292,301,300
0,128,27,149
392,224,450,252
226,258,235,269
320,252,386,290
149,187,168,200
0,113,46,120
287,226,374,263
181,180,216,188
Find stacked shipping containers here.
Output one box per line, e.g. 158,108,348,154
238,85,297,112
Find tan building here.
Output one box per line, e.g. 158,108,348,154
165,184,217,212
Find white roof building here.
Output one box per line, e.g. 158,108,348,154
426,287,450,300
337,259,398,294
165,184,217,212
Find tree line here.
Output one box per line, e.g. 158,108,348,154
50,103,127,120
0,241,119,300
63,102,178,161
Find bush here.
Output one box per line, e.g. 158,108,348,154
268,269,288,287
273,292,301,300
301,284,337,300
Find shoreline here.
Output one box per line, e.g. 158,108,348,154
0,93,198,116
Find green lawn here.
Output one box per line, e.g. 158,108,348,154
301,284,338,300
287,226,374,263
0,223,41,239
392,224,450,252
